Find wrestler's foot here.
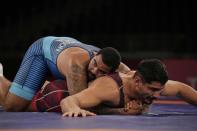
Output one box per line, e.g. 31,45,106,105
0,63,3,77
0,63,3,105
0,63,9,105
0,63,10,89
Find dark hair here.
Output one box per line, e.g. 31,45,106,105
136,59,168,85
97,47,121,72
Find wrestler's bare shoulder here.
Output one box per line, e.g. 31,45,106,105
59,47,90,60
57,47,90,75
57,47,90,66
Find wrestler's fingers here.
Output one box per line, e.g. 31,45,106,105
62,112,73,117
81,111,87,117
74,112,80,117
69,112,75,117
62,110,96,117
127,102,133,108
62,112,69,117
125,101,135,109
86,111,96,116
125,100,142,111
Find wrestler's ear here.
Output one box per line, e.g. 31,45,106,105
133,73,143,86
93,52,98,56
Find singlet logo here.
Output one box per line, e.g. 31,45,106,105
55,39,71,53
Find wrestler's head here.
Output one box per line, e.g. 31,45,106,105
132,59,168,98
88,47,121,81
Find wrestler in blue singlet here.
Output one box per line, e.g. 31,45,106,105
9,36,100,100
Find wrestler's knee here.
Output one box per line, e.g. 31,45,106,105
4,93,30,111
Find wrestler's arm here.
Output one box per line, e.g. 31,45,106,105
60,77,118,117
160,80,197,106
91,99,147,115
91,104,142,115
65,53,89,95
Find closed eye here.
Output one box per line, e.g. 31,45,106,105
98,69,107,74
149,87,161,92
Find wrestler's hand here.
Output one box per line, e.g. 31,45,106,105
124,100,143,112
62,109,96,117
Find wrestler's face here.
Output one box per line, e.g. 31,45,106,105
136,81,164,98
133,75,164,98
88,54,111,81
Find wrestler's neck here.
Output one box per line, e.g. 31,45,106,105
120,71,139,99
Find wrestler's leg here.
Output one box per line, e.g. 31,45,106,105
5,56,48,111
0,63,49,107
3,39,49,111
